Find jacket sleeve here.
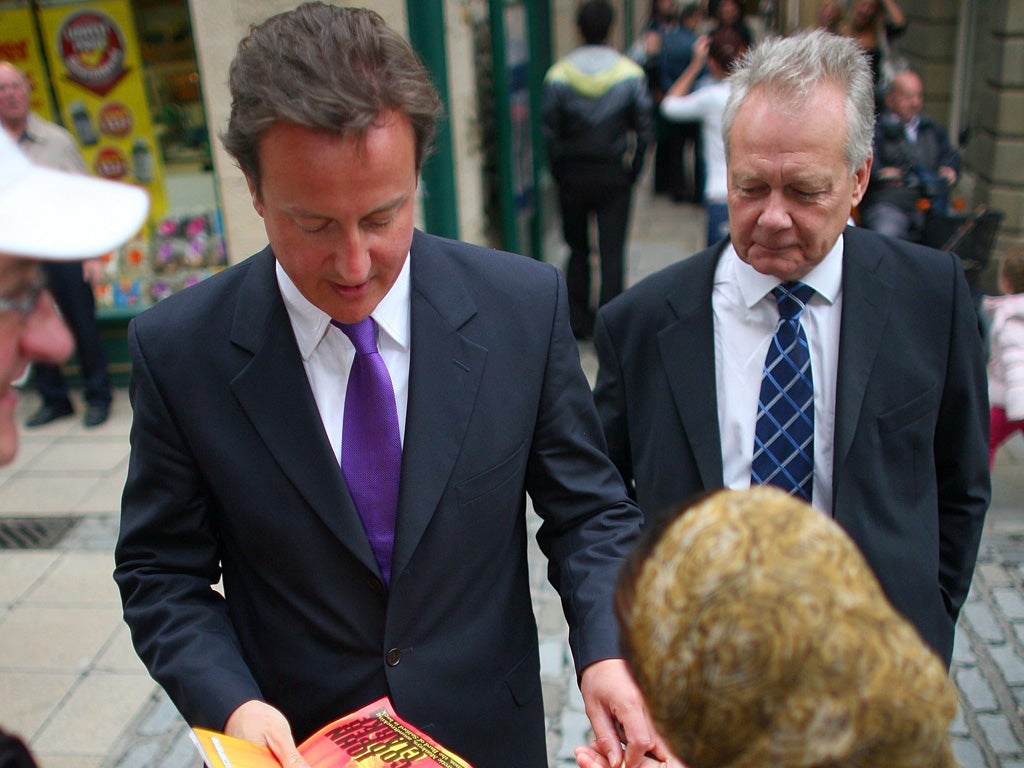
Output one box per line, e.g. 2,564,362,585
934,253,990,621
592,310,636,499
114,319,264,732
540,80,565,182
931,121,961,175
524,267,643,672
630,78,655,180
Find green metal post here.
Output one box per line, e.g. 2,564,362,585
529,0,551,260
406,0,460,240
488,0,519,254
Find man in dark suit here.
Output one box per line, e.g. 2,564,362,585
593,29,989,668
860,68,961,243
113,6,665,768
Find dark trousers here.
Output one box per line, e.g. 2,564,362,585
557,165,633,337
653,116,704,203
34,261,111,409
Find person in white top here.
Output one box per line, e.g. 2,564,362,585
659,27,747,246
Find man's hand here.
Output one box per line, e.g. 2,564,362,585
692,35,710,65
578,659,670,768
224,700,308,767
644,30,661,57
81,258,105,285
575,743,684,768
938,166,957,187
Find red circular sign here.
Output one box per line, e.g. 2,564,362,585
98,102,133,137
58,11,126,96
93,146,128,179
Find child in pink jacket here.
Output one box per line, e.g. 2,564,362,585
985,247,1024,466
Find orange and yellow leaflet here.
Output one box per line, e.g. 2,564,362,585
191,697,473,768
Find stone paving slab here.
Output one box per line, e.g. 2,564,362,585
953,528,1024,767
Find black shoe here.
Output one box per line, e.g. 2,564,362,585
83,403,110,428
25,403,74,428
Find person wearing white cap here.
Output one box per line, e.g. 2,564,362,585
0,128,148,467
1,61,123,428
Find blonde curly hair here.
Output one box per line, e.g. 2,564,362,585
617,487,958,768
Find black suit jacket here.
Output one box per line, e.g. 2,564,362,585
593,226,990,666
114,230,642,768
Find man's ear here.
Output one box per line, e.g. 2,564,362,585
244,173,264,218
851,153,872,208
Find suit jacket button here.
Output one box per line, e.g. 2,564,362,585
366,576,384,594
386,648,402,666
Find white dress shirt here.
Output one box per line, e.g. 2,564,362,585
276,255,411,463
905,115,920,143
713,237,844,514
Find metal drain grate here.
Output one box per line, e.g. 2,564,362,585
0,516,78,549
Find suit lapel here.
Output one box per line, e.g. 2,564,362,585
834,230,894,479
659,248,724,489
228,249,378,575
391,232,485,581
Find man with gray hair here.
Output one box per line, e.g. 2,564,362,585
592,28,988,667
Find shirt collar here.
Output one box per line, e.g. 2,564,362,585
276,252,412,360
904,115,921,142
729,233,844,308
19,113,45,145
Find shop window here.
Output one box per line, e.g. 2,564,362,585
2,0,225,315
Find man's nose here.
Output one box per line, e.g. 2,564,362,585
331,229,371,280
758,192,792,230
20,291,74,365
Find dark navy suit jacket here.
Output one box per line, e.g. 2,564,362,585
115,230,641,768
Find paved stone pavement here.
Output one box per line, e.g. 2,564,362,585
1,185,1022,767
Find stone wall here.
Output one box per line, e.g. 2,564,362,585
895,0,1023,258
972,0,1024,254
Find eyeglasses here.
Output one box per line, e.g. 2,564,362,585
0,276,47,322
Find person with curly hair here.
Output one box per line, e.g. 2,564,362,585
579,486,959,768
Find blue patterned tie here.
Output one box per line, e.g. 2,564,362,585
751,282,815,502
334,318,401,584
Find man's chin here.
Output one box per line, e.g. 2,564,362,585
744,251,810,282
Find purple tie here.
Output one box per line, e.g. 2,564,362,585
334,318,401,584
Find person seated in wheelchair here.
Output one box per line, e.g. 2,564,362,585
860,69,960,243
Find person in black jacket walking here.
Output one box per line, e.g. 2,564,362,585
543,0,654,339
